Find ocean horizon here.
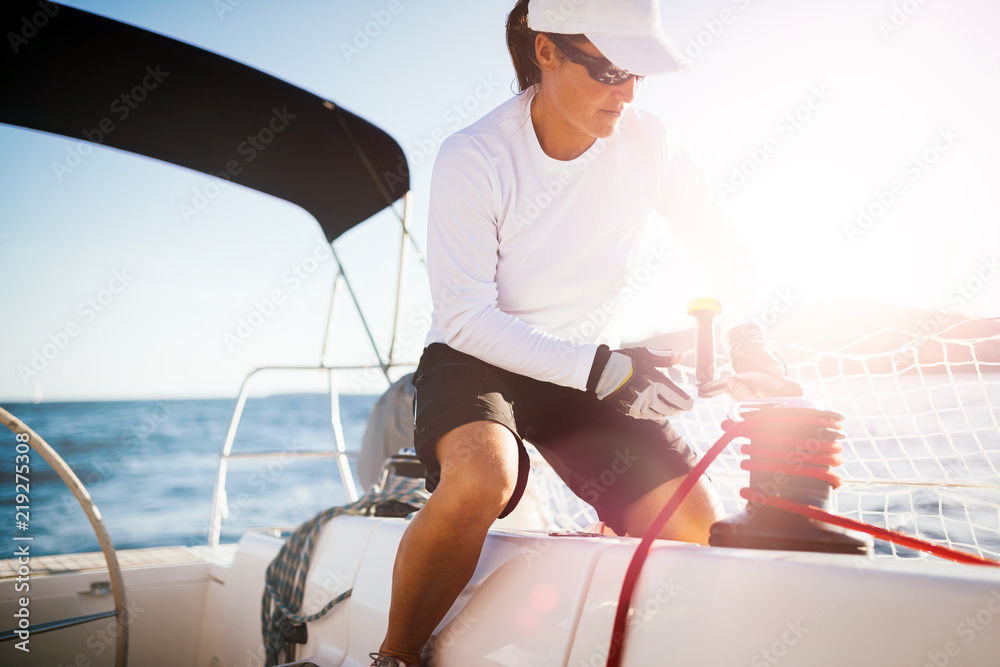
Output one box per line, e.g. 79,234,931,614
3,375,999,560
2,394,378,557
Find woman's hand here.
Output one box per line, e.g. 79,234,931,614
588,346,693,422
724,323,803,399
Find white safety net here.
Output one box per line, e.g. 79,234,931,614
523,319,1000,561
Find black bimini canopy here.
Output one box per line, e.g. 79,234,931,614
0,2,409,242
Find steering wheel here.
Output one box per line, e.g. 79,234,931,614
0,406,128,667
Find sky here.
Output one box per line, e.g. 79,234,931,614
1,0,998,402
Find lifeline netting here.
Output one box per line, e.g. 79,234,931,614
522,319,1000,561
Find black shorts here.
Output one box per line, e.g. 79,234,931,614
411,343,699,534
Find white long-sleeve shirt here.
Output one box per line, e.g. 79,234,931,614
424,86,723,391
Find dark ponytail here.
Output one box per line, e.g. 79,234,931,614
506,0,539,92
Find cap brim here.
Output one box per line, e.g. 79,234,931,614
586,32,689,76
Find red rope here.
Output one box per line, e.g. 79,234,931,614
604,423,746,667
742,490,1000,568
605,411,1000,667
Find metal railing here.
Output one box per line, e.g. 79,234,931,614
206,192,423,547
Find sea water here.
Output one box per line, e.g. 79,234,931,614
1,394,377,557
3,377,999,558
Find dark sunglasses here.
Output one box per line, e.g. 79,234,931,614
546,33,644,86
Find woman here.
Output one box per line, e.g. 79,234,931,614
371,1,790,664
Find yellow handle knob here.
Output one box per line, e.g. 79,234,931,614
686,297,722,315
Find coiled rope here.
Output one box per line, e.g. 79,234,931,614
261,476,429,666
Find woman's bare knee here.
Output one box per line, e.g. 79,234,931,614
621,474,725,545
433,420,520,521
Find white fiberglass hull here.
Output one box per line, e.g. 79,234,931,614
4,517,1000,666
224,517,1000,667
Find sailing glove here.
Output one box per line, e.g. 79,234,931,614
725,323,803,399
587,345,693,423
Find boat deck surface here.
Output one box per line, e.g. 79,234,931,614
0,543,241,579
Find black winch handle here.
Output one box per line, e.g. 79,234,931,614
686,297,727,398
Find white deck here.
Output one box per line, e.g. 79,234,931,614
3,519,1000,666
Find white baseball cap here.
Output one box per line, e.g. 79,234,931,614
527,0,686,76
